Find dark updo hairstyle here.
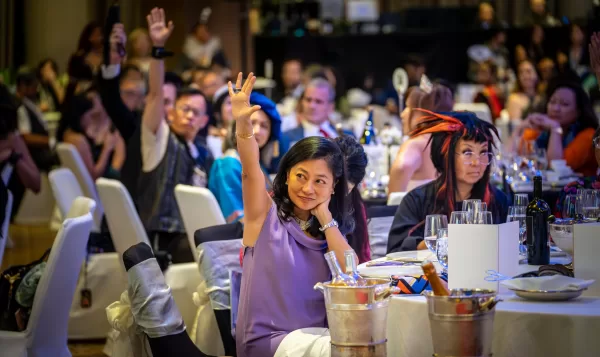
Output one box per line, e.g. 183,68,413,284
272,136,354,238
334,135,370,263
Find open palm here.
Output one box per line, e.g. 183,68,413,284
229,72,261,121
146,7,174,47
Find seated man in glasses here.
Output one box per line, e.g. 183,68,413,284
387,111,509,253
137,12,213,263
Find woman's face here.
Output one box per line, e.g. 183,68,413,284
532,25,544,45
89,27,103,49
287,159,335,213
547,87,579,127
537,58,555,80
251,110,272,149
515,46,528,64
571,25,584,45
454,139,490,187
476,64,493,85
220,96,233,126
133,33,151,57
518,61,537,91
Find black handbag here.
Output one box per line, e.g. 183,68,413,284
0,249,51,331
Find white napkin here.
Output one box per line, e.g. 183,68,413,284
500,275,595,292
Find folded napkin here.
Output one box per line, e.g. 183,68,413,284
500,275,595,292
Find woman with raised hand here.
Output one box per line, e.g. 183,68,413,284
230,72,355,357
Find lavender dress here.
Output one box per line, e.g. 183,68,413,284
236,202,330,357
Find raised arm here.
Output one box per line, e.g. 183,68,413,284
229,73,271,247
388,140,423,194
142,8,174,134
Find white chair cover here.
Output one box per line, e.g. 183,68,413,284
192,239,242,355
453,102,493,124
0,197,95,357
0,191,13,267
174,185,226,262
387,192,407,206
56,142,104,230
13,174,56,226
96,179,200,353
49,168,85,219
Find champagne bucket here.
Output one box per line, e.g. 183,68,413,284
424,289,501,357
314,278,392,356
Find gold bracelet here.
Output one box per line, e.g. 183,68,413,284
236,131,255,139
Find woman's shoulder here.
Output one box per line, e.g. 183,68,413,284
574,127,597,139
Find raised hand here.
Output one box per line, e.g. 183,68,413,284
590,32,600,79
146,7,174,47
228,72,262,122
109,23,126,64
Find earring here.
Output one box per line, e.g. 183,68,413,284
285,181,288,185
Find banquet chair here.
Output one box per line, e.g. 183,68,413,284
387,192,407,206
13,174,56,226
56,143,104,231
0,197,94,357
367,205,399,259
0,191,13,267
96,178,201,333
193,238,243,357
49,169,127,339
174,184,226,262
452,103,493,124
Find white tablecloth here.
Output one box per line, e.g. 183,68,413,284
387,295,600,357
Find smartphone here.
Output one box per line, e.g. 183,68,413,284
104,1,126,64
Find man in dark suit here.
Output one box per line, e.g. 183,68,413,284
280,78,353,154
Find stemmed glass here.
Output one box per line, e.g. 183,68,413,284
514,194,529,207
507,206,527,255
475,211,493,224
462,200,486,224
436,237,448,275
562,194,579,219
424,215,448,256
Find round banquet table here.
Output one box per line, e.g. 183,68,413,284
386,294,600,357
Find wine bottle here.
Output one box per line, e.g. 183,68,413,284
421,261,449,296
526,176,550,265
359,110,376,145
344,250,367,286
325,251,357,286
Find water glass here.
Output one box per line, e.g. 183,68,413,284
579,189,600,219
514,193,529,207
562,194,579,219
462,199,482,213
424,215,448,254
436,237,448,274
507,206,527,255
475,211,493,224
450,211,470,224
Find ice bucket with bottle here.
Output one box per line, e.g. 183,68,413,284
424,289,501,357
314,278,393,357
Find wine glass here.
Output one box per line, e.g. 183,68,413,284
462,199,482,213
475,211,493,224
462,200,486,224
436,237,448,275
424,214,448,255
580,190,600,219
450,211,470,224
507,206,527,255
514,194,529,207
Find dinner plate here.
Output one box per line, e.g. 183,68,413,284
386,250,436,261
510,288,586,301
359,251,441,278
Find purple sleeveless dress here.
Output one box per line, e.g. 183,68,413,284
236,202,330,357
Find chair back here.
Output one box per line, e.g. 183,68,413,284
387,192,407,206
367,205,398,260
452,102,493,124
56,143,104,228
48,168,86,219
174,185,226,261
96,178,150,257
25,197,95,355
0,191,13,267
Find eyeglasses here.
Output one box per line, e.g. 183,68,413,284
176,105,204,117
457,151,494,166
594,136,600,149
